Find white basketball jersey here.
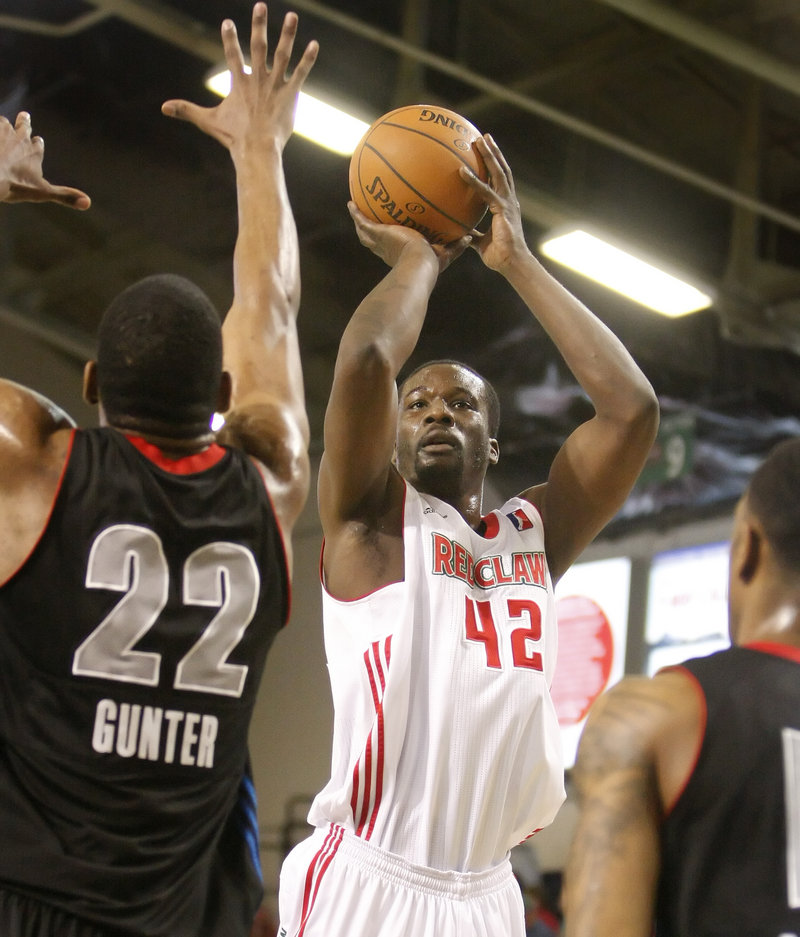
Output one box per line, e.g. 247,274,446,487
308,483,565,873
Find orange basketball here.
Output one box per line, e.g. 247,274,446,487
349,104,488,245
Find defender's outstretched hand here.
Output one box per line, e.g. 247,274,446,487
0,113,90,210
161,3,318,153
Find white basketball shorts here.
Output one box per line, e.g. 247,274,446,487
277,824,525,937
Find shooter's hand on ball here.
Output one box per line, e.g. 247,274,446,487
460,134,527,273
0,112,90,210
348,201,471,273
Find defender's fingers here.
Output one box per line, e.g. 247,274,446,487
271,11,299,78
161,99,209,126
248,2,268,75
287,39,319,91
52,185,92,210
14,111,33,141
221,18,247,79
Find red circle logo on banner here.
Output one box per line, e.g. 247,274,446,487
551,595,615,726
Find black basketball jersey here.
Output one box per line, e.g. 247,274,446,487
656,644,800,937
0,428,289,937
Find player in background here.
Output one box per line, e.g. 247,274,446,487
562,437,800,937
0,111,91,209
277,132,659,936
0,5,316,936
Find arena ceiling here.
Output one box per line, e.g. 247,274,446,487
2,0,800,536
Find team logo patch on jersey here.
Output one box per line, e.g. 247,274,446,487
506,507,534,531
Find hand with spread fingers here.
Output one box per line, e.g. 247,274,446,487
162,1,316,545
161,2,318,156
0,112,90,210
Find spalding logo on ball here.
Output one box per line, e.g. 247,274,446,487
349,104,489,245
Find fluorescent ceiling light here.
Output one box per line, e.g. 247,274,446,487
205,67,370,155
539,228,713,317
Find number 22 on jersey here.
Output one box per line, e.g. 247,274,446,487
72,524,260,698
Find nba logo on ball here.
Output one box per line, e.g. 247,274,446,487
349,104,489,245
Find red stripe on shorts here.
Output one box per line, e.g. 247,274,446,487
297,824,344,936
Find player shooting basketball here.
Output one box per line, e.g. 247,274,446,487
277,132,659,936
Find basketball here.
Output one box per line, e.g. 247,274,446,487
349,104,488,246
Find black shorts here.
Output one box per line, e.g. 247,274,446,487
0,889,111,937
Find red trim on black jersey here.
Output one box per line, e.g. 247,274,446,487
125,434,226,474
128,434,294,628
658,665,708,819
247,454,293,629
744,641,800,664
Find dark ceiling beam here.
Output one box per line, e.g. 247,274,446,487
590,0,800,99
393,0,429,107
84,0,222,63
457,27,665,121
0,302,93,362
724,80,762,292
0,9,111,37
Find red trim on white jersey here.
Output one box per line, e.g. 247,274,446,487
351,637,392,839
319,486,410,601
297,823,345,936
479,512,500,539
